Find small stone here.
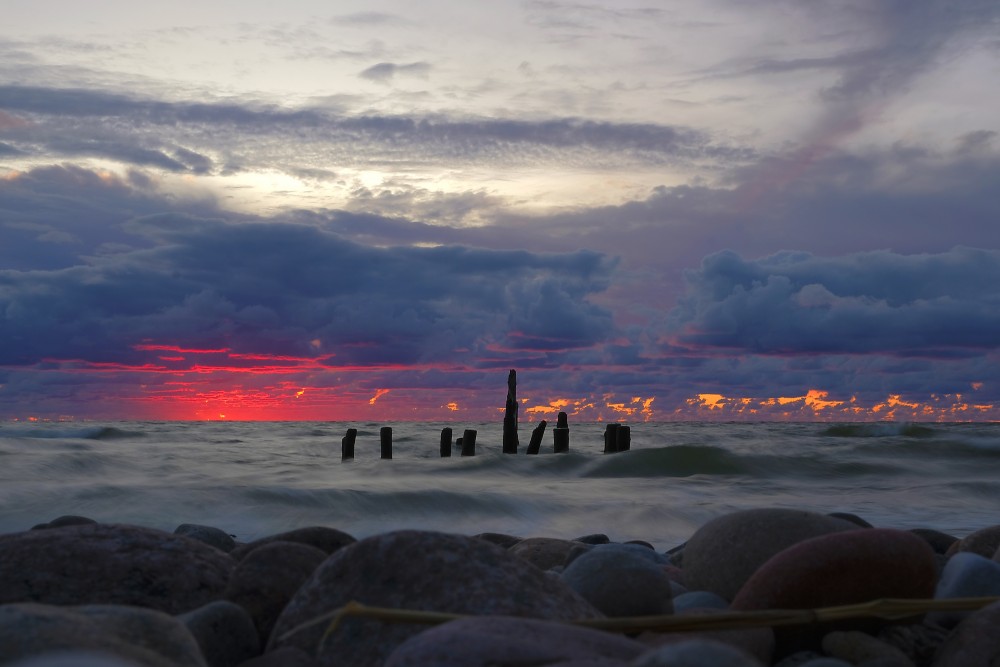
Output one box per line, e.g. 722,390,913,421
828,512,873,528
909,528,959,555
682,509,861,601
0,524,235,614
238,647,319,667
473,532,522,549
630,638,765,666
229,526,355,561
223,540,327,645
385,615,646,666
4,651,145,667
30,515,99,531
821,631,914,666
929,552,1000,628
945,525,1000,559
574,533,612,544
178,600,259,667
174,524,237,553
877,622,951,666
508,536,584,570
641,612,773,665
561,544,674,617
268,530,602,666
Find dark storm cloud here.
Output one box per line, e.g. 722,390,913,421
668,247,1000,356
0,173,616,369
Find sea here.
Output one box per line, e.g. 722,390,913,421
2,421,999,550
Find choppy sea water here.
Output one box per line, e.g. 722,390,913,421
2,421,999,550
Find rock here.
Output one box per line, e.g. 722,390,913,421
682,509,861,601
945,524,1000,558
0,602,205,667
930,600,1000,666
821,631,915,666
508,536,584,570
0,524,235,614
178,600,259,667
574,533,612,545
630,638,765,666
828,512,873,528
909,528,958,555
473,532,522,549
223,540,327,645
641,614,774,665
928,552,1000,628
229,526,355,561
731,529,937,612
786,660,853,667
174,524,236,553
561,544,674,617
672,591,729,613
626,540,656,550
30,515,99,530
384,615,646,666
771,652,827,667
269,530,602,666
877,622,950,667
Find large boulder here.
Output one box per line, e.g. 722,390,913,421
681,509,862,601
268,530,602,666
229,526,355,561
0,524,235,614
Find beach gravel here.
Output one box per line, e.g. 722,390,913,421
0,523,235,614
929,600,1000,666
268,529,603,666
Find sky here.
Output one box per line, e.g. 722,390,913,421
1,0,998,422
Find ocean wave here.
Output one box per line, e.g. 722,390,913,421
0,425,143,441
822,423,937,438
582,445,751,478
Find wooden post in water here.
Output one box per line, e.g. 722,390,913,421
616,425,631,452
342,428,357,460
380,426,392,459
603,423,620,454
440,427,453,457
502,369,519,454
526,420,547,455
553,411,569,453
461,429,477,456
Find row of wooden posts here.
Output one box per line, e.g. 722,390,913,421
340,412,633,460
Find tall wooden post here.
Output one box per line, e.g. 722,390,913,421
502,369,519,454
380,426,392,459
440,427,453,457
553,411,569,453
342,428,357,460
617,425,631,452
603,423,620,454
526,420,547,455
461,429,477,456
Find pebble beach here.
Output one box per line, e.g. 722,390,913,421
4,508,1000,667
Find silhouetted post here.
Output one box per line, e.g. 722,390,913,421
603,423,620,454
526,420,547,455
440,427,453,457
461,429,477,456
553,411,569,453
380,426,392,459
502,369,519,454
617,425,631,452
342,428,357,460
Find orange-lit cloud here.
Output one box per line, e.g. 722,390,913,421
369,388,390,405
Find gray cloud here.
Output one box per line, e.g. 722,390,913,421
359,62,431,83
668,247,1000,356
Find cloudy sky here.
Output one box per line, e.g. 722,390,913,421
1,0,998,422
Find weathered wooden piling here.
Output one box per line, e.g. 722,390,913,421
617,425,631,452
603,423,621,454
461,429,477,456
380,426,392,459
526,420,547,455
440,427,453,457
342,428,357,460
502,369,519,454
553,411,569,453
